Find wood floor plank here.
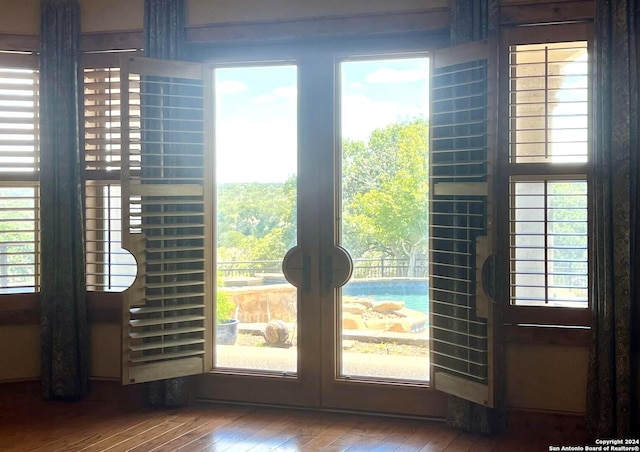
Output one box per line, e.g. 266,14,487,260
78,412,181,452
0,382,587,452
393,422,457,452
144,406,248,452
217,410,296,451
418,426,461,452
343,417,401,451
366,419,428,452
265,411,340,450
123,410,205,452
104,419,188,452
238,411,318,452
176,408,276,452
43,410,154,451
297,417,361,450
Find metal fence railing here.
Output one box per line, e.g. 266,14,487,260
352,257,428,278
217,257,428,279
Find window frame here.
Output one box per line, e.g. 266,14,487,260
499,22,593,328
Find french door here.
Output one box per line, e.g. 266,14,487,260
121,41,494,417
191,51,446,417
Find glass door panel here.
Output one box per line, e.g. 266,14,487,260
214,65,298,374
338,57,430,382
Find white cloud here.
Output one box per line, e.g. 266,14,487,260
365,66,428,84
341,94,400,141
349,82,364,89
217,80,249,94
341,94,427,141
252,86,296,104
273,86,296,99
252,94,277,104
215,119,297,183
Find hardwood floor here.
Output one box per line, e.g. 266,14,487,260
0,382,586,451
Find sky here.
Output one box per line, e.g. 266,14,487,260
214,57,430,184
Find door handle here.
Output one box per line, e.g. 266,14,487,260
323,245,354,292
282,245,311,292
283,245,353,293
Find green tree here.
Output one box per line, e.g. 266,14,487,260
216,177,296,263
0,190,37,286
548,180,588,295
215,120,429,278
342,119,428,276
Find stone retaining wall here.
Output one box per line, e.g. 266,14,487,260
227,284,428,333
229,284,297,323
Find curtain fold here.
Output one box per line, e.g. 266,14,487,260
145,0,185,60
39,0,88,400
143,0,189,408
445,0,503,435
587,0,639,438
450,0,486,44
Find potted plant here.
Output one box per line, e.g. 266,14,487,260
216,279,239,345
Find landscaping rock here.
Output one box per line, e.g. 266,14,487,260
343,297,373,309
343,313,367,330
343,303,366,315
365,318,413,332
372,300,405,312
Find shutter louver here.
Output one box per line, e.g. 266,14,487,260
120,56,212,384
429,41,494,407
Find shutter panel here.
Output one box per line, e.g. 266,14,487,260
120,56,212,384
429,41,495,407
83,56,139,292
0,56,39,172
0,54,40,293
83,64,123,172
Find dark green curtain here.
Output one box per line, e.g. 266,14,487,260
143,0,189,407
587,0,639,438
145,0,185,60
444,0,503,434
449,0,497,46
39,0,88,400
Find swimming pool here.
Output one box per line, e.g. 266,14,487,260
342,278,429,314
369,293,428,313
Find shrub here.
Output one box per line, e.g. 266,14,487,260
216,273,236,323
216,289,235,323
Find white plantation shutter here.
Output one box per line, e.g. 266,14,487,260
120,56,213,384
429,41,495,407
83,55,139,291
84,65,124,172
506,38,590,311
0,55,39,172
0,53,40,293
0,184,39,293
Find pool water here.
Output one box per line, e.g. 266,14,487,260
364,293,429,314
342,278,430,314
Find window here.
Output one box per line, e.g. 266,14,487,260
505,26,590,313
0,53,40,294
510,178,588,307
83,53,137,291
